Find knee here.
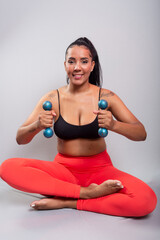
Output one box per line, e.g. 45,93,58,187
131,187,157,217
142,188,157,216
0,158,20,180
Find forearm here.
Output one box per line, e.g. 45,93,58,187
16,121,42,145
111,120,147,141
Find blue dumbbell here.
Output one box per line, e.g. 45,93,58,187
98,99,108,137
43,101,54,138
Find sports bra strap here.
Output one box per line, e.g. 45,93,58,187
99,87,101,100
57,89,60,114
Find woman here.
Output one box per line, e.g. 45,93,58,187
0,37,157,217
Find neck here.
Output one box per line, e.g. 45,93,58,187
67,81,91,94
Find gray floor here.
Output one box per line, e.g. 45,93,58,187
0,179,159,240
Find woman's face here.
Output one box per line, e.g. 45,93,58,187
64,45,95,86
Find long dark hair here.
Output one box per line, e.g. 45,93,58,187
65,37,103,87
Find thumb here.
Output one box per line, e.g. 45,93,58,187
93,110,100,115
51,110,56,116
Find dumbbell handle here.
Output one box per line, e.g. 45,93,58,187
43,101,54,138
98,99,108,138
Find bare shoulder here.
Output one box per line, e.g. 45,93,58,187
39,88,61,107
100,88,119,109
100,88,115,98
34,89,59,111
42,89,60,114
100,88,140,123
43,89,58,101
21,89,60,127
56,85,68,94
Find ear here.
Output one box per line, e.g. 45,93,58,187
64,61,67,71
91,61,95,72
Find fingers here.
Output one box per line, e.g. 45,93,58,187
98,115,113,129
93,109,114,129
93,110,107,115
38,110,56,129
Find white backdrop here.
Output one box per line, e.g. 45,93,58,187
0,0,160,183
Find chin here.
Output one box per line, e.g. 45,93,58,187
70,77,89,86
72,81,87,86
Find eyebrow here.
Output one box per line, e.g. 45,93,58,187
68,57,89,60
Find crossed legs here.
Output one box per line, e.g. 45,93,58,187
0,157,157,217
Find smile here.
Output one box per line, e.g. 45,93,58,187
73,74,83,79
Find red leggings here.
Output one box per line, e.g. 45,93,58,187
0,150,157,217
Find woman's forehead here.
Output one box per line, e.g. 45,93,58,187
66,45,92,58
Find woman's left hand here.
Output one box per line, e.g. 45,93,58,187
93,89,147,141
93,109,115,130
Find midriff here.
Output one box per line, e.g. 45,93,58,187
57,137,106,156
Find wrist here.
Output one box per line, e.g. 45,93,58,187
35,120,43,131
109,119,116,131
29,120,43,133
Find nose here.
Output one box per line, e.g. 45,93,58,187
74,61,81,71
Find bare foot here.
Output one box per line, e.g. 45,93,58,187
30,180,123,209
30,197,77,210
80,180,123,199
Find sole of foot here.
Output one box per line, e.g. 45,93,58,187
85,179,123,199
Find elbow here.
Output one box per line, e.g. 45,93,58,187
16,139,22,145
140,134,147,141
16,138,29,145
16,136,30,145
16,135,22,145
142,129,147,141
16,130,23,144
16,132,27,145
139,125,147,141
132,124,147,141
16,129,22,145
16,132,20,145
16,129,28,145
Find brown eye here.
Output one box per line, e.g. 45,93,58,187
68,60,74,64
82,60,88,64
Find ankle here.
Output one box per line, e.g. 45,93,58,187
80,186,90,199
64,199,77,209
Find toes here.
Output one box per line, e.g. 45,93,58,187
104,180,123,189
114,180,123,188
115,180,123,187
31,203,36,208
30,198,65,210
30,200,46,210
30,203,40,210
30,201,38,209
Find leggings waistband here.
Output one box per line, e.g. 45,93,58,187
54,150,113,170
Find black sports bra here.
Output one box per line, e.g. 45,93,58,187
54,88,101,140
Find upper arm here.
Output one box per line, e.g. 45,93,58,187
101,89,140,124
21,90,59,127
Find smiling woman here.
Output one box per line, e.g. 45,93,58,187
65,37,102,86
0,37,157,216
64,46,95,84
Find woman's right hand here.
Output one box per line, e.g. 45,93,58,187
16,90,59,144
37,110,56,130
